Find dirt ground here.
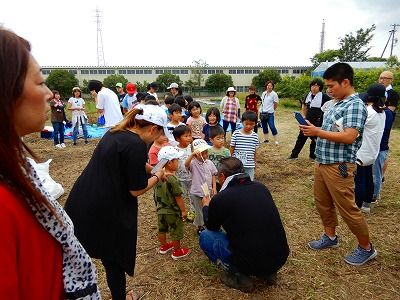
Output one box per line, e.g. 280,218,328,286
25,108,400,299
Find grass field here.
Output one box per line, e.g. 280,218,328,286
32,104,399,299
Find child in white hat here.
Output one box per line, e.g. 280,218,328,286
185,139,218,234
154,146,190,260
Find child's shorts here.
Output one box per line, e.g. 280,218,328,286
158,214,184,240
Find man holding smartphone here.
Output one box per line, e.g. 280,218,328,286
299,63,377,266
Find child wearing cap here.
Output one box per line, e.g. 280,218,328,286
122,82,138,113
154,146,190,260
185,139,217,234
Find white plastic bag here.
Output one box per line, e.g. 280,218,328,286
27,158,64,199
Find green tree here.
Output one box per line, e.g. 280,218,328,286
184,79,197,94
205,73,234,92
311,49,343,68
339,24,376,61
275,75,313,105
386,55,400,69
156,73,182,92
103,74,128,93
45,69,79,99
190,59,208,87
251,69,281,90
135,81,149,92
81,79,89,94
367,57,387,62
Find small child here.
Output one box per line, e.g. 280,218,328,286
186,101,206,140
68,87,88,146
203,107,223,145
208,126,230,171
230,111,259,180
175,96,189,123
173,125,194,211
167,103,185,136
245,85,262,133
185,139,217,234
154,146,190,260
122,82,138,113
148,133,169,166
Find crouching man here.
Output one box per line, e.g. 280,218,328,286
199,157,289,292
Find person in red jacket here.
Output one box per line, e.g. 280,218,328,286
0,27,99,299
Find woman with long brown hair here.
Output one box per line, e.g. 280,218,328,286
0,28,99,299
65,104,167,300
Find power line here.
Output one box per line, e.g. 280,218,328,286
95,8,106,66
381,24,399,58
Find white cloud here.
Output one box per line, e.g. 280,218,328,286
1,0,399,67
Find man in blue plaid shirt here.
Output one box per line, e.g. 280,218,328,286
299,63,377,266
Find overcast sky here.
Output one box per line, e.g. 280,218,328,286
1,0,400,67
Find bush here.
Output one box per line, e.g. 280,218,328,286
275,75,312,104
45,70,79,99
252,69,281,90
205,73,233,92
103,74,128,94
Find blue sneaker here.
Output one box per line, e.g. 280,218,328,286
308,234,339,250
344,244,377,266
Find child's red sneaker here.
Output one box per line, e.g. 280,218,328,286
171,248,190,260
159,242,174,254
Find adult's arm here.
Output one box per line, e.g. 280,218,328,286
300,122,360,144
129,170,162,197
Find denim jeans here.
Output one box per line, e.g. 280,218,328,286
52,121,65,145
72,121,88,143
373,150,388,199
199,229,236,271
260,112,278,135
222,120,237,134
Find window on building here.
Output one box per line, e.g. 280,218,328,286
126,70,134,74
237,69,244,74
164,70,171,74
136,69,144,74
293,69,300,74
98,70,107,74
281,69,289,74
181,69,188,74
80,69,89,74
89,70,98,74
172,69,179,74
68,69,77,75
155,69,163,74
208,69,216,74
216,69,223,74
119,70,127,74
106,70,115,74
144,69,152,74
253,69,260,74
229,69,236,74
42,69,51,75
245,69,252,74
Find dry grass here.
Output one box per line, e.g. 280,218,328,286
26,108,400,299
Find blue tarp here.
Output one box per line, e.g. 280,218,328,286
64,125,108,139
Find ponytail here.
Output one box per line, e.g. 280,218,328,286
110,108,154,132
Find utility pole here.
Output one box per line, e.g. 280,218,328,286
95,8,106,66
320,19,325,53
381,24,399,58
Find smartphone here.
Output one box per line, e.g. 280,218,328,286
151,158,168,175
294,112,308,125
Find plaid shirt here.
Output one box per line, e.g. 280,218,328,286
315,94,367,164
223,97,238,123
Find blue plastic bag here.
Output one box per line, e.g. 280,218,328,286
97,115,105,126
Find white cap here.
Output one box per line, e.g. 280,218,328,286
167,82,179,89
226,86,236,92
192,139,212,153
135,104,168,127
158,146,184,161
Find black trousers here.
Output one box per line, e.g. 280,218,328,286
101,259,126,300
290,130,316,159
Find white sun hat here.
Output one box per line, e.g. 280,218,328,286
158,146,184,161
192,139,212,153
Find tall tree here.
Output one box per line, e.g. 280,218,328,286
190,59,208,87
339,24,376,61
102,74,128,93
156,73,182,92
205,73,234,92
45,69,79,99
251,69,281,90
311,49,343,68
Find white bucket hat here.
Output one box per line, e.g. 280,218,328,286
158,146,184,161
192,139,212,153
226,86,236,93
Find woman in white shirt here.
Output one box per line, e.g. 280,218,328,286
260,81,279,144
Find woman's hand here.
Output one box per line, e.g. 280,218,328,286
155,169,165,182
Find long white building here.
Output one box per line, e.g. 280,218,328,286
42,65,310,92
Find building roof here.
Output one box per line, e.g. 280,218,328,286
41,65,312,69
